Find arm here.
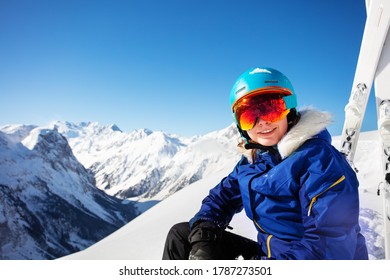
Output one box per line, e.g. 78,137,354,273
186,158,246,260
189,157,247,229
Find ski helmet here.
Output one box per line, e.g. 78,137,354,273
230,67,297,128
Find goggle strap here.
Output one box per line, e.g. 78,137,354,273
283,95,297,110
232,112,238,124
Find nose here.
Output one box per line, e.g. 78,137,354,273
254,117,271,127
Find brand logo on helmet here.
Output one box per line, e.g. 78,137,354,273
235,86,247,96
249,68,272,75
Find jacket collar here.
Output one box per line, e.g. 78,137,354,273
277,108,333,159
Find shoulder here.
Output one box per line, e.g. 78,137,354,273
278,108,333,159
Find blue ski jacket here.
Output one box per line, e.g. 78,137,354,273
190,109,368,260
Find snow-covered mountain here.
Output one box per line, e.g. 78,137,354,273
0,125,137,260
1,121,385,260
62,130,385,260
0,121,242,260
52,121,241,201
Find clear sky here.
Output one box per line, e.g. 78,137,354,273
0,0,375,137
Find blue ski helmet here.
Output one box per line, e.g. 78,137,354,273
230,67,297,118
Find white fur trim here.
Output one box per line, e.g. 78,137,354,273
277,108,333,159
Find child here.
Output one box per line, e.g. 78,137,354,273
162,67,368,260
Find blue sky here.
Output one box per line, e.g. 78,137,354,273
0,0,374,137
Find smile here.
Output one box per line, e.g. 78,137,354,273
259,128,276,134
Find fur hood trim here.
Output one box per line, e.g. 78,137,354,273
278,108,333,159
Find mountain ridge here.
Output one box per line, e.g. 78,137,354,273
0,125,138,259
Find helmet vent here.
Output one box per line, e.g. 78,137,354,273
265,80,278,83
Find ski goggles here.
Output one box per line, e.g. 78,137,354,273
233,94,291,131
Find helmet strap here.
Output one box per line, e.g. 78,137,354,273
287,109,300,131
236,124,250,143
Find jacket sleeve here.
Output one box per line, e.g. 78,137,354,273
189,157,246,229
278,144,363,259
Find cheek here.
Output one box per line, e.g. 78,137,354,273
278,119,288,135
274,120,288,143
246,129,256,140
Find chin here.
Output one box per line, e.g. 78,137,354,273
257,138,278,146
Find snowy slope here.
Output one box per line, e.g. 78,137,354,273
62,130,385,260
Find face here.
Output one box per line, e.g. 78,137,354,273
246,117,288,146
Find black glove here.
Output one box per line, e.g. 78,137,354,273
188,221,223,260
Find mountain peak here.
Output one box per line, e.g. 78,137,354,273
0,124,138,260
109,124,122,132
21,127,68,151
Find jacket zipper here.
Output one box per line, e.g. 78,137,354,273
307,175,346,216
266,235,273,258
253,219,266,233
254,219,273,258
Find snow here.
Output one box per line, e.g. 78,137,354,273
62,130,385,260
53,121,240,202
0,125,138,259
1,121,385,260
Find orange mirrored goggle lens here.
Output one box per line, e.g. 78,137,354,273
233,95,289,131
